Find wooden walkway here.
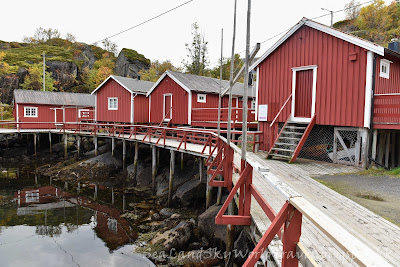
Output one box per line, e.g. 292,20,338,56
1,127,398,266
233,152,400,266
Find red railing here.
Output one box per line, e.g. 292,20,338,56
373,94,400,129
192,107,256,124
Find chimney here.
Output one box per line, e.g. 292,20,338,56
137,75,141,80
388,38,400,53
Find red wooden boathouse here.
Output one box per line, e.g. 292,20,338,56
91,75,154,124
14,89,95,129
251,17,400,168
147,70,256,128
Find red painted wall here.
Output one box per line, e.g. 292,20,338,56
133,94,149,124
96,79,131,123
16,103,93,129
149,77,189,125
257,25,368,150
375,54,400,94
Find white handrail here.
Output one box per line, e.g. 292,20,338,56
270,94,292,127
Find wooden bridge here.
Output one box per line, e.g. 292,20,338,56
1,121,399,266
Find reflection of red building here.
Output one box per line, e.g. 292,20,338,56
15,186,68,207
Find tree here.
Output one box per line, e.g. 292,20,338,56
356,0,387,32
102,39,118,56
345,0,361,20
138,60,180,82
23,27,61,44
65,33,76,43
210,54,243,81
182,22,209,75
20,63,55,91
83,52,115,91
0,52,10,75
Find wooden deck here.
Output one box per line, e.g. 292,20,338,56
1,127,398,266
234,152,400,266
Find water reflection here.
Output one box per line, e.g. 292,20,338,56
0,166,154,267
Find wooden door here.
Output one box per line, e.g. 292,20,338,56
164,94,172,121
55,109,63,124
294,69,313,118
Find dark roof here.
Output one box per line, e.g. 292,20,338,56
165,71,255,97
91,75,155,95
111,75,154,94
14,89,95,107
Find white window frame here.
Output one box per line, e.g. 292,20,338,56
108,97,118,110
78,109,90,118
24,106,38,118
197,94,206,103
291,65,318,123
163,94,172,121
380,59,391,79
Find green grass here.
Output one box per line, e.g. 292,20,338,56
349,167,400,177
121,48,150,65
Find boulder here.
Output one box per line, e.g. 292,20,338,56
172,249,223,266
233,230,254,266
126,162,152,186
173,179,205,206
115,48,150,78
80,151,122,168
150,221,193,252
198,205,226,245
159,208,173,218
84,143,111,157
51,142,74,153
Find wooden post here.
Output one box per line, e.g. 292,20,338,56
217,178,222,205
94,183,98,200
64,133,67,160
77,182,81,194
157,147,160,169
77,135,81,157
94,136,98,157
49,132,52,153
168,149,175,207
111,187,115,204
33,133,37,158
181,153,184,171
385,132,391,168
133,141,139,184
361,129,369,169
111,137,115,157
64,181,68,191
199,157,204,182
122,139,126,170
206,174,213,209
152,145,157,196
391,132,395,169
371,129,378,165
378,132,385,166
282,207,302,266
123,193,126,212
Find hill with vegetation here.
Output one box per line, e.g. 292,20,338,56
0,28,150,105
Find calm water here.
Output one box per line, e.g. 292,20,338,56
0,165,155,267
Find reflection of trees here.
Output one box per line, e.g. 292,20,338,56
35,225,62,237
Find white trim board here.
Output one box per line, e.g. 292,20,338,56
163,93,172,121
363,51,374,128
290,65,317,123
250,18,384,71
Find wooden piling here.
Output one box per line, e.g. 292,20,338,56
217,177,222,205
33,133,37,158
391,132,395,168
361,128,369,169
206,174,213,209
122,139,126,170
181,153,184,171
371,129,378,165
111,137,115,157
94,136,98,157
111,187,115,204
168,149,175,207
152,145,157,196
199,157,204,182
385,132,391,168
133,141,139,184
49,132,52,153
64,133,67,160
378,132,385,165
77,135,81,157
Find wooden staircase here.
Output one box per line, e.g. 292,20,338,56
268,115,316,163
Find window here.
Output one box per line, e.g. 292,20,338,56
108,97,118,110
78,109,90,118
24,107,38,117
197,94,206,103
380,59,391,79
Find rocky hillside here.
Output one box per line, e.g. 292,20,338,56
0,39,150,104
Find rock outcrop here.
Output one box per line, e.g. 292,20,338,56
115,48,150,78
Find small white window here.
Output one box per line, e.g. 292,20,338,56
78,109,90,118
197,94,206,103
108,97,118,110
380,59,391,79
24,107,38,117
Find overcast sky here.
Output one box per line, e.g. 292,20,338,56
0,0,391,68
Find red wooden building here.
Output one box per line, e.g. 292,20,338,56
251,18,400,168
91,75,154,124
14,89,95,129
147,70,256,128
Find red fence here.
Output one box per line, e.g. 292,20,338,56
374,94,400,129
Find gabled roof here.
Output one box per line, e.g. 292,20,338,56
250,17,385,70
147,70,254,97
14,89,95,107
91,75,154,95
